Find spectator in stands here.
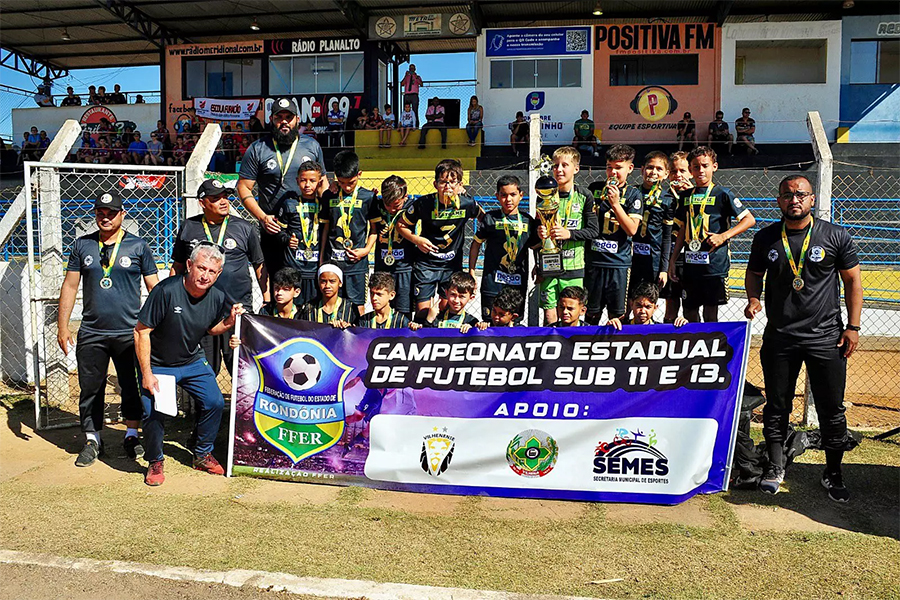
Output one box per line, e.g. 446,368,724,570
135,95,145,104
676,112,698,151
233,123,245,148
366,106,384,133
354,108,369,131
23,127,41,160
110,138,126,164
708,110,733,155
509,111,529,157
34,79,54,107
398,101,416,147
88,85,100,105
247,114,265,137
153,120,171,147
76,132,97,163
38,131,51,155
169,135,187,166
401,64,423,127
208,140,228,172
96,86,109,105
572,109,599,157
238,136,251,159
465,95,484,147
108,84,127,105
97,118,114,145
186,134,199,154
61,86,82,107
299,119,317,141
735,107,759,154
121,125,136,147
326,99,345,148
418,97,446,150
94,138,110,164
188,108,201,133
127,131,148,164
146,132,165,165
380,104,395,148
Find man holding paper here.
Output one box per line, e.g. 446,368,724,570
135,243,244,486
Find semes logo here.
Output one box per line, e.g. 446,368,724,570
593,427,669,477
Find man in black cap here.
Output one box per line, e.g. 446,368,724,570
58,190,160,466
745,174,863,502
171,179,268,377
237,98,327,280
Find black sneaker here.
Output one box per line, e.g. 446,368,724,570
75,440,103,467
123,435,144,459
759,464,785,495
821,469,850,503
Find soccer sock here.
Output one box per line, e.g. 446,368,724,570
825,449,844,474
126,428,139,438
85,431,100,444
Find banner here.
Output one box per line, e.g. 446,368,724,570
486,26,592,56
193,98,261,121
228,316,750,505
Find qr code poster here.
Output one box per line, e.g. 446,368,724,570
485,26,592,56
566,29,589,53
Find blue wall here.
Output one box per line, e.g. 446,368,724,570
839,15,900,143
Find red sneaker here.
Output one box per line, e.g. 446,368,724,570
145,460,165,486
192,453,224,475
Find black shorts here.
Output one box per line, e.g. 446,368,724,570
391,270,413,315
585,267,629,318
297,276,319,307
413,265,454,303
340,271,368,306
682,275,729,309
628,258,657,298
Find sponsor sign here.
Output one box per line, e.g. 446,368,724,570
267,38,362,55
487,26,591,56
167,42,263,57
876,22,899,36
370,13,474,40
193,98,261,121
263,94,364,130
229,316,750,505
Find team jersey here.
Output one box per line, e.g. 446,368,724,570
358,310,410,329
299,298,360,325
674,184,748,278
320,186,380,275
171,215,264,306
238,135,324,215
587,184,643,269
419,308,481,329
401,192,480,270
374,199,416,273
632,183,676,276
551,185,598,278
66,231,157,335
474,208,537,295
668,186,692,267
260,303,302,319
748,220,859,341
274,193,323,278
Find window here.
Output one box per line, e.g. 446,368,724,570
734,40,827,85
184,57,262,98
267,53,365,95
489,58,582,89
609,55,698,86
850,39,900,84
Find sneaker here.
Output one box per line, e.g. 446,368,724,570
145,460,165,486
821,469,850,503
123,435,143,459
192,453,225,475
75,440,103,467
759,464,785,495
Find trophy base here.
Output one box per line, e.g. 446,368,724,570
538,251,564,276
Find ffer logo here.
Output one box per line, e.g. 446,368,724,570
593,427,669,483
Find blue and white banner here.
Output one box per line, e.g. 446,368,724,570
486,26,592,56
229,316,750,505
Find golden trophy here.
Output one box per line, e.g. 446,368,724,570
535,175,564,276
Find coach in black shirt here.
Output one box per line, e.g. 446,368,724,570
745,175,862,502
135,243,244,486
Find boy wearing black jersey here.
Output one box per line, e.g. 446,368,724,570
274,161,325,306
358,272,419,330
662,151,693,323
553,286,587,327
416,271,481,332
630,152,675,298
608,282,688,329
374,175,416,315
320,151,379,314
299,264,359,328
398,159,481,312
669,146,756,323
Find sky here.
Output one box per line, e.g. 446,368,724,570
0,53,477,141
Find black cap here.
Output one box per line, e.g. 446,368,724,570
197,179,232,199
271,97,299,118
94,190,123,211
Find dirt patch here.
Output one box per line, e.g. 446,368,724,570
358,489,462,515
476,497,586,521
604,496,713,528
730,503,849,534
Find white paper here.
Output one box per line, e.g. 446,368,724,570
153,374,177,416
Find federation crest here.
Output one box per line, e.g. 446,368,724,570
223,238,237,250
506,429,558,478
118,256,132,268
252,337,352,463
84,255,93,267
767,249,778,262
809,245,825,262
420,427,455,477
266,158,277,170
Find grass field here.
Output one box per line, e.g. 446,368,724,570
1,397,897,600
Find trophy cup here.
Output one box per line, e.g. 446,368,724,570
535,175,564,276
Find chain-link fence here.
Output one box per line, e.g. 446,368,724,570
0,184,34,402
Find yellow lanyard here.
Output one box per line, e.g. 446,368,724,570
384,208,404,253
688,184,714,241
644,182,661,207
201,216,228,247
99,230,124,280
298,201,317,249
316,298,343,323
276,305,297,319
433,192,460,219
338,187,359,241
370,309,393,329
274,138,298,184
438,309,465,328
781,218,814,282
499,211,523,266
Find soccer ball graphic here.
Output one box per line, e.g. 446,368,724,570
282,353,322,391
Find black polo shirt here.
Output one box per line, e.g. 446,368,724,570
748,219,859,340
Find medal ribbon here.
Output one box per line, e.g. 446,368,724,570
99,230,124,281
645,181,661,207
277,305,297,319
274,138,298,184
370,309,393,329
298,201,316,250
432,192,460,220
338,186,359,243
316,297,343,324
499,211,523,268
384,208,405,254
781,218,814,282
202,216,228,247
438,309,465,329
688,184,713,243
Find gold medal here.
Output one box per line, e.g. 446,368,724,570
383,254,395,266
99,277,112,289
688,239,702,252
302,249,314,261
688,184,714,253
342,238,353,250
98,230,124,290
782,218,814,295
792,277,805,292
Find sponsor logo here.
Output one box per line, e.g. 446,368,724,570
174,306,183,314
809,245,825,262
448,13,471,35
84,255,93,267
252,338,351,463
119,175,167,190
167,42,263,57
223,238,237,250
100,193,113,204
767,249,778,262
266,158,277,170
525,91,545,112
375,16,397,38
506,428,558,478
592,427,669,482
629,86,677,122
118,256,132,268
420,426,455,477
